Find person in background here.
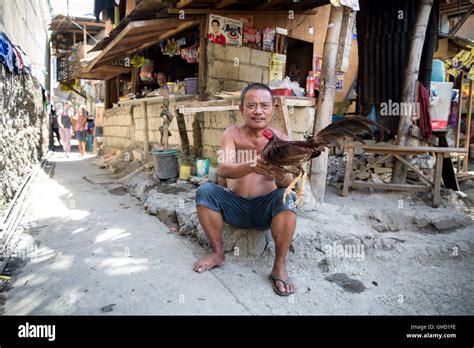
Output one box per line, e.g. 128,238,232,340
74,105,88,157
51,104,61,147
155,72,169,95
57,101,73,157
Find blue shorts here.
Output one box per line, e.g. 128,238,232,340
196,182,297,230
76,130,87,142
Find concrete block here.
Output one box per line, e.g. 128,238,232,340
221,80,248,92
133,149,145,162
135,130,144,142
224,45,250,65
209,60,239,80
206,78,221,97
148,117,161,131
250,49,270,67
238,64,264,83
202,129,224,147
262,69,269,84
210,112,236,129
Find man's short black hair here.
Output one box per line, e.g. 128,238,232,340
212,19,220,26
240,83,274,105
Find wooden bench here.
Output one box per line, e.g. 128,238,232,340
341,144,468,208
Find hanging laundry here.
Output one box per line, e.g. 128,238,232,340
15,45,31,75
12,46,24,73
180,44,199,64
418,81,432,140
0,32,16,73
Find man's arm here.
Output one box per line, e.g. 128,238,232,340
217,127,255,179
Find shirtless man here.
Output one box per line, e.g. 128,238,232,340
193,83,297,296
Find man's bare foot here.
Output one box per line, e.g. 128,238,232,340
193,253,225,273
270,266,296,294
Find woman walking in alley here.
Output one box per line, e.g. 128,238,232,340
58,101,73,157
74,105,88,157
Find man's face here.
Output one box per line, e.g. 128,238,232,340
157,74,167,87
212,22,219,34
239,89,274,131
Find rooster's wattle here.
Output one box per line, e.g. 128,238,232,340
259,116,389,207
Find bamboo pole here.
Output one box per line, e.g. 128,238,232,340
456,71,465,172
309,5,345,203
392,0,433,184
463,79,473,172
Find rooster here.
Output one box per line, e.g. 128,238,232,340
259,116,389,207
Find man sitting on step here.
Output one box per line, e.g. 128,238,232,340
193,83,298,296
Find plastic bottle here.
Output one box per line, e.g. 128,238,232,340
306,71,315,97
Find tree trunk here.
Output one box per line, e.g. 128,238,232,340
310,5,345,203
392,0,433,184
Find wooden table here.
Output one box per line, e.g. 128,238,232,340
341,144,468,207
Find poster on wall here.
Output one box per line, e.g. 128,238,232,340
336,72,344,91
269,53,287,84
314,55,323,91
208,14,243,46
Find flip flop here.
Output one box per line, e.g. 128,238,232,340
269,274,295,296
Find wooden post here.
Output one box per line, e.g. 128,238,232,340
176,112,190,157
432,152,444,208
463,79,473,172
341,146,354,196
198,15,209,101
141,102,150,157
309,5,345,203
275,96,293,138
83,24,87,57
455,71,465,172
393,0,433,184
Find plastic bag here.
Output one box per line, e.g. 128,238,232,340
139,59,154,82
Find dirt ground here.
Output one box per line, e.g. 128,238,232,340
1,152,473,315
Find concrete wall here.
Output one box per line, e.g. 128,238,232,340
103,101,195,155
200,106,315,160
205,42,270,97
0,0,51,87
103,99,314,163
0,64,49,207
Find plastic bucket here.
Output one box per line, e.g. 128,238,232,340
195,158,210,177
208,166,218,183
184,78,198,95
152,149,179,180
86,134,94,152
179,163,191,180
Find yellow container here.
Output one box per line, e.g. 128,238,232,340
179,164,191,180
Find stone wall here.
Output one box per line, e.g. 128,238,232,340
0,65,48,208
205,42,270,97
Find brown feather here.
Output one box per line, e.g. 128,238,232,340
261,116,389,173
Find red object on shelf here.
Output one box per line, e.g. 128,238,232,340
272,88,293,96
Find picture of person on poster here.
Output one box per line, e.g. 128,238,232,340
208,18,226,45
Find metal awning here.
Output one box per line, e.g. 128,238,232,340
85,18,200,75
